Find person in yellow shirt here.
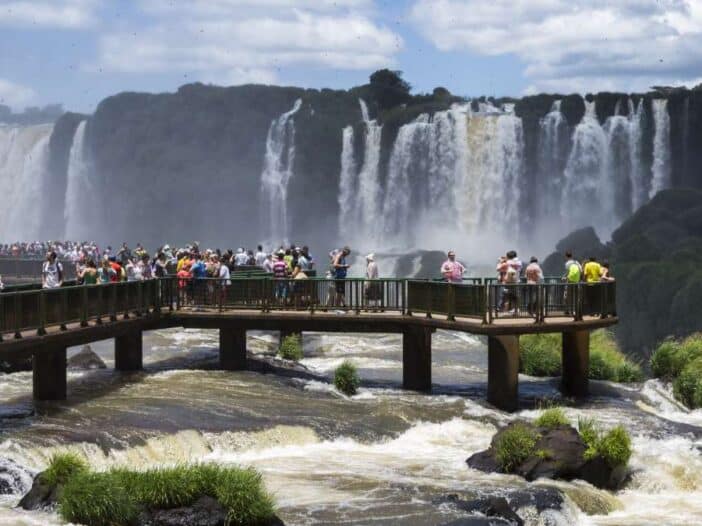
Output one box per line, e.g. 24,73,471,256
583,257,602,283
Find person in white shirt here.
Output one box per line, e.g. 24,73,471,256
234,248,248,266
42,252,63,289
254,245,267,267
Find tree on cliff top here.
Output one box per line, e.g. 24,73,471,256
369,69,412,110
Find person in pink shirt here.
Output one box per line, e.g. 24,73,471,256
440,250,465,283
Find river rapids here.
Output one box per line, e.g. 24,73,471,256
0,329,701,525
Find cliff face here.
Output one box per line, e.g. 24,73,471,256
35,80,702,254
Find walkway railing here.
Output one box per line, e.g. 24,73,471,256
0,258,76,281
0,277,617,340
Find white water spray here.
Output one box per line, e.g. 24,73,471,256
260,98,302,244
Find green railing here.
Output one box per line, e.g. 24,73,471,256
0,258,77,281
0,278,617,341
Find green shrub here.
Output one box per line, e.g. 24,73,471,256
59,472,138,526
673,356,702,409
535,407,569,429
577,419,632,467
278,334,303,361
589,330,644,382
334,360,360,396
57,464,276,526
673,334,702,376
519,334,561,376
650,339,680,378
494,423,539,473
43,452,89,487
597,426,632,468
215,467,276,525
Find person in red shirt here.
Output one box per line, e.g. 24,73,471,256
109,257,122,283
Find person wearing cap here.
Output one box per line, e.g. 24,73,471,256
440,250,465,283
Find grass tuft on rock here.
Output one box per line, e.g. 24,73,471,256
535,407,569,429
278,334,303,361
494,423,539,473
60,471,138,526
577,418,632,467
43,452,89,487
650,334,702,408
55,463,276,526
334,360,360,396
673,356,702,409
519,330,643,382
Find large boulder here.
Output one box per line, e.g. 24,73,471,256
466,423,628,490
67,345,107,370
141,496,228,526
18,472,59,510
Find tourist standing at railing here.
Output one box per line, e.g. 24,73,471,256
234,248,248,267
583,257,602,283
262,253,274,274
273,251,289,302
331,246,351,307
563,251,582,315
42,252,63,289
0,274,4,290
98,259,115,283
600,261,615,282
525,257,543,316
254,245,267,267
440,250,465,283
79,260,99,285
364,253,382,308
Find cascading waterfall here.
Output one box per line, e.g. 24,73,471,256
0,124,52,241
355,99,383,244
537,100,569,219
64,121,98,240
338,125,357,239
651,98,671,198
260,99,302,244
628,99,647,211
561,101,610,233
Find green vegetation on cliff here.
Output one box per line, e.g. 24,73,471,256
519,330,643,382
650,334,702,408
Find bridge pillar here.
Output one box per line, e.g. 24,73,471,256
33,346,67,401
403,326,432,391
561,330,589,397
487,335,520,412
220,328,247,370
115,331,143,371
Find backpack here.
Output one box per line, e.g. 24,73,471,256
567,262,581,283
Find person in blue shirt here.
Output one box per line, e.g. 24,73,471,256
189,253,207,304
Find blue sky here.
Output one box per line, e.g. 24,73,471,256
1,0,701,113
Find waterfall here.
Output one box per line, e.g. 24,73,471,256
537,100,569,219
355,99,383,244
64,121,98,240
260,98,302,244
561,101,610,232
604,113,633,221
338,125,357,239
459,112,524,237
628,99,647,211
0,124,53,241
650,99,671,198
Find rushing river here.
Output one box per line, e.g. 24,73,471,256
0,328,701,525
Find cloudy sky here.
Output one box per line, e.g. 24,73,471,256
1,0,701,112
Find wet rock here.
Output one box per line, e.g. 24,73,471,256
0,357,32,374
0,459,32,496
18,473,59,510
140,496,286,526
466,423,628,490
67,345,107,369
452,496,523,525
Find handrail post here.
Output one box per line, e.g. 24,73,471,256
60,288,68,330
136,280,143,317
0,292,4,342
356,280,361,315
405,281,412,316
13,292,22,339
37,290,47,336
123,283,130,319
110,284,117,322
575,284,583,321
481,284,488,324
95,284,103,324
447,283,456,322
487,285,493,324
426,282,432,319
80,285,89,327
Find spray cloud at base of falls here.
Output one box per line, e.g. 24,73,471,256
260,98,302,245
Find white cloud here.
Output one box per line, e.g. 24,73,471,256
0,78,35,109
0,0,99,28
410,0,702,93
96,1,401,84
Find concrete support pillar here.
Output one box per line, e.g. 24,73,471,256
279,330,302,348
220,328,247,370
402,326,432,391
562,330,590,397
115,331,143,371
487,335,520,412
33,346,67,401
